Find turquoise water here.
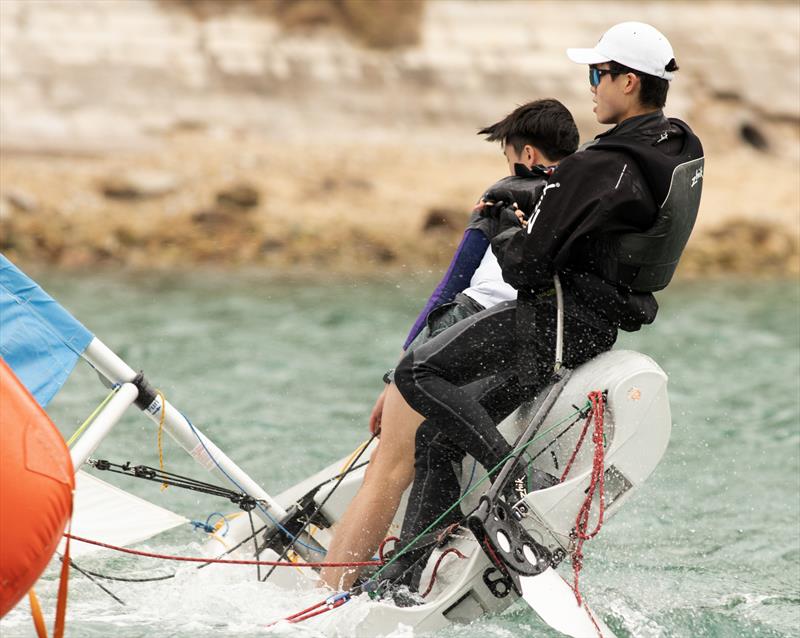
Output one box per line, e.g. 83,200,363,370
1,271,798,637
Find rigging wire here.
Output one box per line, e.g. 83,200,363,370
368,401,589,585
178,409,326,554
62,534,381,568
58,554,127,606
70,443,378,586
66,385,119,447
85,454,369,575
195,457,370,569
259,432,378,583
71,391,599,629
69,563,176,583
88,460,257,505
248,509,262,582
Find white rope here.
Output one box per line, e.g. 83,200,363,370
553,273,564,372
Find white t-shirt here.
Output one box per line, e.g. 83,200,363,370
462,246,517,309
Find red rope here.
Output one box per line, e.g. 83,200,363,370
63,533,382,568
291,595,350,623
481,533,505,570
66,533,364,627
435,522,462,546
583,601,606,638
566,390,606,606
377,535,400,564
266,593,351,627
420,548,467,598
559,407,594,482
283,599,326,622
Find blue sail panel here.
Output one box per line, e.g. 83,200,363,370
0,254,93,407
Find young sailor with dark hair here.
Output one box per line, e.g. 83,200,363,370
385,22,705,590
320,99,580,591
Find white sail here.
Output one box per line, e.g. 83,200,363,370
60,470,187,558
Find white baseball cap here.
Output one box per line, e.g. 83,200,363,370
567,22,675,80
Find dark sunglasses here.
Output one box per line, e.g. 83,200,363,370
589,67,619,87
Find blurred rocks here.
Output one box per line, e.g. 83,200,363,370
215,183,260,211
739,123,769,152
350,229,396,263
161,0,425,49
0,0,797,277
422,207,466,232
100,170,178,200
259,238,285,254
191,209,230,227
3,189,39,214
190,183,261,231
681,219,800,277
319,176,372,193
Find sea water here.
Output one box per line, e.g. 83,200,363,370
1,271,798,638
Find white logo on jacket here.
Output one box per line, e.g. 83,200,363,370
615,164,628,189
691,166,704,187
527,182,560,234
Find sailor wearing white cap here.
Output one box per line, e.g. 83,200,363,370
565,21,680,125
567,21,677,79
386,23,705,600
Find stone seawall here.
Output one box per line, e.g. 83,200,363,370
1,0,798,276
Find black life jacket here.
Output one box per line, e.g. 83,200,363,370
587,118,704,292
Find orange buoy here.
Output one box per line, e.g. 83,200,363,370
0,357,74,618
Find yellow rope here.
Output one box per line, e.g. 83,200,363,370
156,390,168,491
208,512,245,551
338,439,371,476
214,512,243,529
66,386,119,448
209,532,231,551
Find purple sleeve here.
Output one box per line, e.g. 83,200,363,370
402,229,490,349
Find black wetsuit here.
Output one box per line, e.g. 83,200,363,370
392,112,704,566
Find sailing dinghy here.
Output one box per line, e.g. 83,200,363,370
0,254,672,637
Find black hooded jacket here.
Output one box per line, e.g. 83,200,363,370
490,111,703,331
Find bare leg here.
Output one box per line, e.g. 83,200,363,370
319,384,424,590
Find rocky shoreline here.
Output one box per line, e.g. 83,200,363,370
1,134,797,278
1,0,797,277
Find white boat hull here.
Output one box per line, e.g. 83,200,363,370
206,349,671,636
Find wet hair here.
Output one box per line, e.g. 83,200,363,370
478,98,580,161
607,59,679,109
